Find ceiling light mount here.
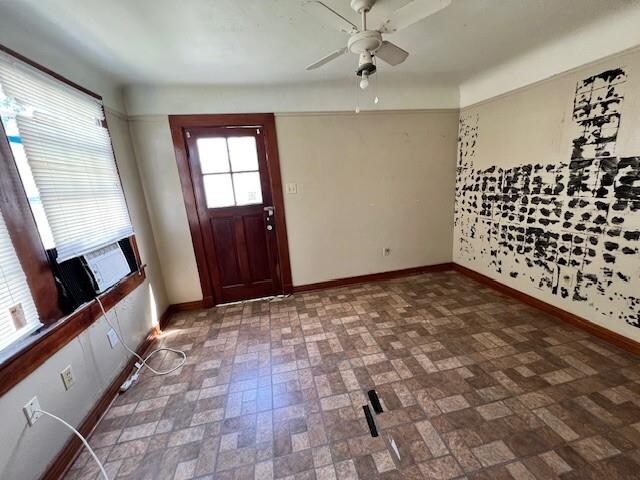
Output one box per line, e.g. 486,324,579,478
356,52,376,78
350,0,376,14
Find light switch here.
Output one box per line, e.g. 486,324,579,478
286,183,297,194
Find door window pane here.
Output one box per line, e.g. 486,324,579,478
228,136,259,172
233,172,263,206
203,174,235,208
197,138,230,174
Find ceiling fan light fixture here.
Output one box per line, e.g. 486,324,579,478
360,73,369,90
356,51,376,76
356,53,375,89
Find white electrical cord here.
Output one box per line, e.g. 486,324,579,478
96,297,186,391
218,293,292,307
34,409,109,480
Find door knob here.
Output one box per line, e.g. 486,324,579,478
264,206,275,217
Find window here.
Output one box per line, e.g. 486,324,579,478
0,45,146,396
0,209,40,351
0,45,142,362
0,52,133,262
197,136,263,208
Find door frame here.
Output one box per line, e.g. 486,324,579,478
169,113,293,307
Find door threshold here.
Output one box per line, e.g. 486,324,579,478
216,293,292,307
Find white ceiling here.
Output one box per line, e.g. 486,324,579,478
1,0,638,89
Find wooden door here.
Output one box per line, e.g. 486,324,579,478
184,125,283,303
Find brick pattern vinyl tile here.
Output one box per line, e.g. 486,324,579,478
64,271,640,479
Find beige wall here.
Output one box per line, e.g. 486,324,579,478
123,83,459,116
0,113,168,480
128,116,204,304
455,47,640,343
277,111,458,286
108,111,169,313
128,110,459,303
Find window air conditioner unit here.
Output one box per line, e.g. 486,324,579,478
84,243,131,293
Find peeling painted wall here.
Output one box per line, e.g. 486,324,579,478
455,52,640,341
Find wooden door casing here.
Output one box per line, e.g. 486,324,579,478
170,114,292,306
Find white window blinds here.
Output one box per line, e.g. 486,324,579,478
0,209,40,351
0,53,133,262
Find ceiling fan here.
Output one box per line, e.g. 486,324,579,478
305,0,451,89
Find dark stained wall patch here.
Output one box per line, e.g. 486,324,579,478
454,68,640,329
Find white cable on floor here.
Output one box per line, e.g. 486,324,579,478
34,409,109,480
219,293,292,307
96,297,186,391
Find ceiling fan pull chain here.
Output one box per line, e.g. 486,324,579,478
373,56,380,105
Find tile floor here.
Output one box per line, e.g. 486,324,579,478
65,271,640,479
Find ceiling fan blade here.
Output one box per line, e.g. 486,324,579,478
375,41,409,66
379,0,451,33
306,46,349,70
303,1,359,34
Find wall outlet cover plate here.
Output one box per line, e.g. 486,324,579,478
107,328,120,348
61,365,74,390
23,396,42,426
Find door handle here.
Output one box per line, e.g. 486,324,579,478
264,206,275,232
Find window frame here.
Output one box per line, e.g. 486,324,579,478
0,118,60,324
0,44,146,396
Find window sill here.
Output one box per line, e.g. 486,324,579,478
0,268,146,396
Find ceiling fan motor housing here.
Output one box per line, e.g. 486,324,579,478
348,30,383,54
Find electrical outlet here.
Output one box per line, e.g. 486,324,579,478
23,396,42,426
107,328,119,348
61,365,74,391
9,303,26,330
382,247,391,257
286,183,297,194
